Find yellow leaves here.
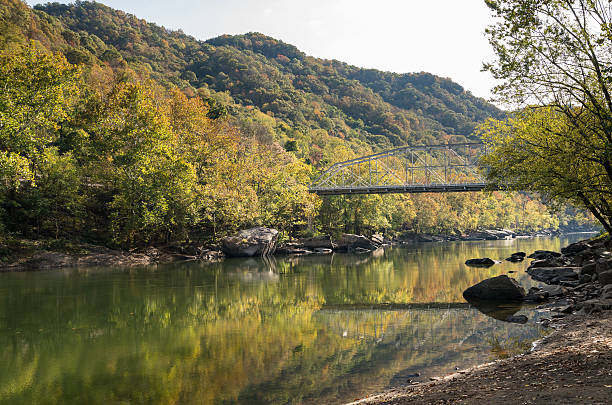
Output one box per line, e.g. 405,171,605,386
0,43,80,158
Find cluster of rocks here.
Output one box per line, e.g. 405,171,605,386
523,239,612,315
464,251,526,267
221,227,280,257
400,228,563,244
276,233,388,256
463,236,612,320
219,227,389,258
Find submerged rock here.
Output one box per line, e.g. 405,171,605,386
465,258,496,267
505,315,529,324
463,275,526,301
506,254,524,263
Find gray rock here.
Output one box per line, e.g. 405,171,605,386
559,280,580,288
598,269,612,286
335,234,378,252
540,285,569,297
575,299,612,313
529,258,566,268
299,235,335,250
526,267,580,284
562,240,591,255
556,305,574,314
505,255,524,263
596,258,611,274
221,227,279,257
275,243,304,255
528,250,562,260
465,258,496,267
370,234,384,245
314,248,333,254
579,274,592,284
523,293,547,302
580,261,597,275
463,275,526,301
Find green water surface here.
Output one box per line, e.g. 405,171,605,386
0,234,591,404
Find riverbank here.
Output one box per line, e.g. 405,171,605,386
346,311,612,405
0,239,223,271
0,227,599,271
0,228,592,272
346,235,612,405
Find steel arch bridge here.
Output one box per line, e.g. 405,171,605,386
309,142,497,196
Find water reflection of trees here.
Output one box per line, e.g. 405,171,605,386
0,236,584,404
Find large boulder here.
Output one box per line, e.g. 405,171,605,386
335,234,378,252
299,235,335,250
526,267,580,284
463,275,526,301
561,240,592,255
221,227,279,257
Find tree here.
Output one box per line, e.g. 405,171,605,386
0,43,79,173
90,82,198,246
0,43,81,235
479,108,611,232
482,0,612,232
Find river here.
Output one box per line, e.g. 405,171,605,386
0,234,592,404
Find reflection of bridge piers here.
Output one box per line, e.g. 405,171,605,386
309,143,502,195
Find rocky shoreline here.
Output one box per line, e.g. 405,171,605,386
0,241,224,272
346,311,612,405
0,226,599,272
345,235,612,405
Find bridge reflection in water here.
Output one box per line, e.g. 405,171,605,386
309,143,500,195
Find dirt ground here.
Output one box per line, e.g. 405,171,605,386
346,311,612,405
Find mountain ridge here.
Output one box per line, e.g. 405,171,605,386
27,1,503,150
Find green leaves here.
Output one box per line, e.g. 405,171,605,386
478,107,611,231
0,43,79,159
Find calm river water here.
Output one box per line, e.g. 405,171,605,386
0,234,592,404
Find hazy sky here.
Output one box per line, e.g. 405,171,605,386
27,0,499,99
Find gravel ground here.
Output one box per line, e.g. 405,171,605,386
346,311,612,405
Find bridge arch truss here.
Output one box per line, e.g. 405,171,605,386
309,143,494,195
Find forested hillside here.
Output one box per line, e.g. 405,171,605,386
35,2,505,148
0,0,588,248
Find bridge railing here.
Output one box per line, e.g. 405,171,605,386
309,143,491,195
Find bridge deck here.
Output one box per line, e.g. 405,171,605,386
310,183,495,195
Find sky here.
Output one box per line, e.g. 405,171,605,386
27,0,499,100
